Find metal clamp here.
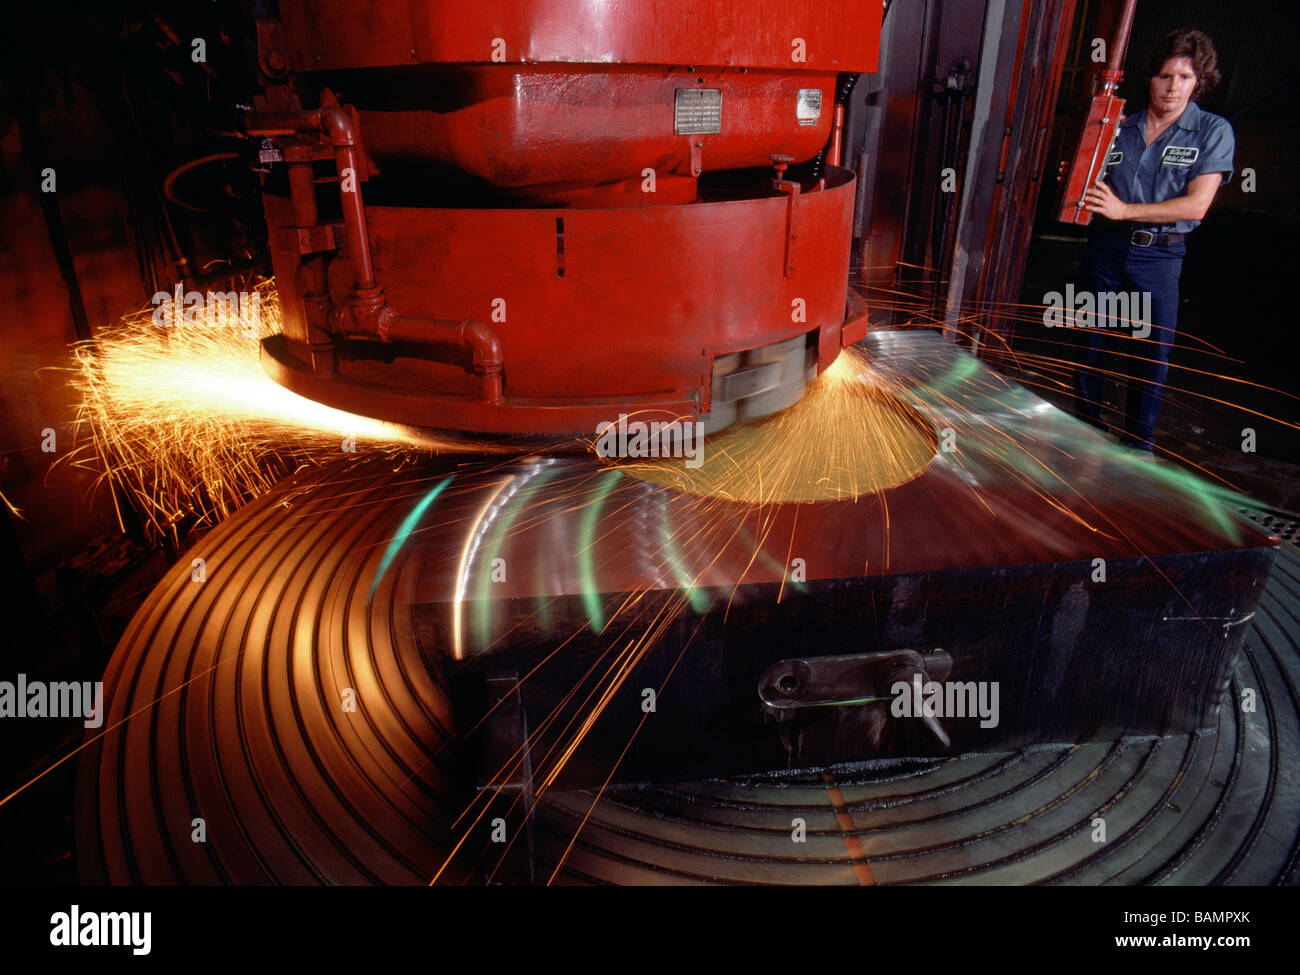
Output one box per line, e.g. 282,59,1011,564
758,648,955,751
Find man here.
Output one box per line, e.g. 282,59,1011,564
1074,29,1234,451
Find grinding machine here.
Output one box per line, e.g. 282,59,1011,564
245,0,876,434
71,1,1291,885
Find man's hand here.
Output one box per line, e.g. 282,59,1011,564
1083,180,1130,221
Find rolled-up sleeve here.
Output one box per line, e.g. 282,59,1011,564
1191,117,1235,184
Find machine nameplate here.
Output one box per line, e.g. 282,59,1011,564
797,88,822,126
675,89,722,135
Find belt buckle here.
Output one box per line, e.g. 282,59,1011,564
1130,229,1155,247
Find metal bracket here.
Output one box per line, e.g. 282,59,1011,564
758,648,955,754
478,671,538,885
769,154,800,276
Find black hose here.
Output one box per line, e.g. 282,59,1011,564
808,72,861,181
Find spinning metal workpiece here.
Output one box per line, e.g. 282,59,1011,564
79,332,1292,884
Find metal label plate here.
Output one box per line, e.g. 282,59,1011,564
797,88,822,126
674,89,722,135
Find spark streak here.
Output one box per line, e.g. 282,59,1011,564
66,279,445,544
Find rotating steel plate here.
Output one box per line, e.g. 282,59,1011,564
76,445,1300,884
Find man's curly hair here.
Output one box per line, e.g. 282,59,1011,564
1144,29,1222,102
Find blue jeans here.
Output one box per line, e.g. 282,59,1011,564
1072,233,1185,448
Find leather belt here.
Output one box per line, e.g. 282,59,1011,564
1110,226,1187,247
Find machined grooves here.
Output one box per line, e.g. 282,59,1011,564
79,458,1300,886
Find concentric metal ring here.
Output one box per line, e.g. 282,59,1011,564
78,451,1300,885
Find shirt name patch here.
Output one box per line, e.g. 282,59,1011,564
1161,146,1199,167
1105,150,1123,167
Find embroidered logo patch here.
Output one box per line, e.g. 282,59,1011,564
1105,150,1123,167
1161,146,1199,167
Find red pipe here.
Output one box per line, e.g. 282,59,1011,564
244,107,376,291
328,303,505,404
389,317,505,404
247,105,506,404
287,158,336,378
830,104,845,167
1100,0,1138,91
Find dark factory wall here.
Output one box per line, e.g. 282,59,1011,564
848,0,1079,338
0,3,262,879
0,6,149,751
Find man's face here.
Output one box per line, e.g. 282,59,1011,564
1149,55,1197,115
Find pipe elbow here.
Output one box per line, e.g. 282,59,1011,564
316,106,356,147
459,319,503,370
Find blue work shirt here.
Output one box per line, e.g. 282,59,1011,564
1100,100,1235,233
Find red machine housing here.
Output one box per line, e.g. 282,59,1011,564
249,1,882,434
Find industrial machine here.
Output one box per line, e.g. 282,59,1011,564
245,1,878,434
54,0,1294,885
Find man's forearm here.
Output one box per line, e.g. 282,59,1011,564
1120,193,1212,223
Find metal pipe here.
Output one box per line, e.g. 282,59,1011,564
162,152,242,214
244,106,376,291
317,107,376,291
830,104,845,167
389,317,505,404
287,158,337,378
246,105,505,403
329,303,505,404
1100,0,1137,90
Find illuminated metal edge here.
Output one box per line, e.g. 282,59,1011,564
261,305,859,437
261,332,699,435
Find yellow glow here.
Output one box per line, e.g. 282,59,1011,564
620,347,937,502
68,280,422,543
